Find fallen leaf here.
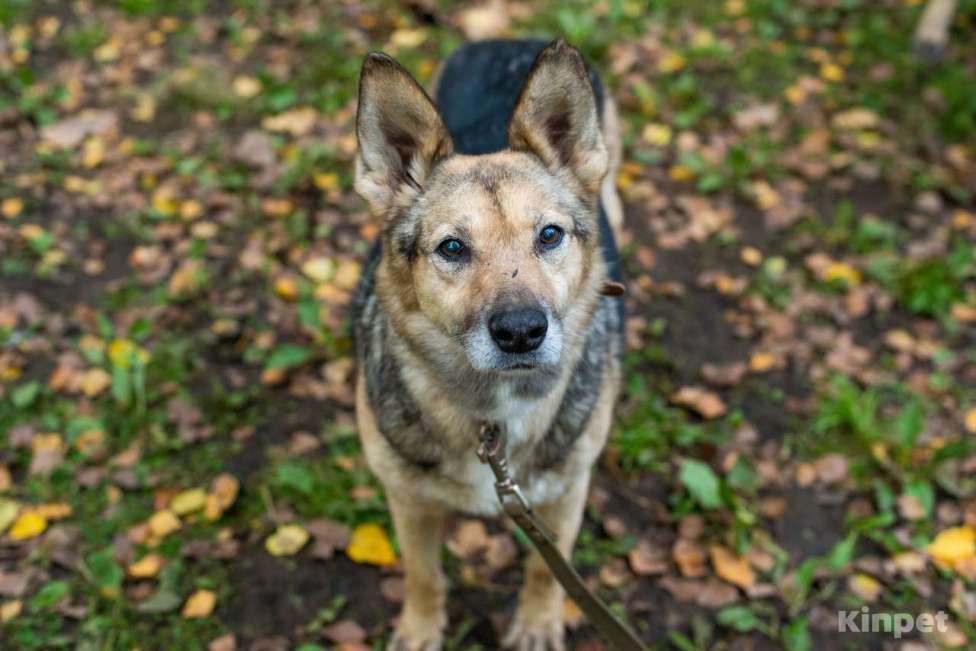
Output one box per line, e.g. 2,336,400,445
182,589,216,619
9,510,47,541
40,109,117,148
0,500,18,534
928,527,976,570
966,408,976,434
265,524,309,557
0,599,22,622
672,386,727,419
261,107,318,136
128,554,164,579
673,539,707,577
148,510,181,539
171,488,207,516
848,573,882,602
641,123,672,147
711,545,756,589
346,523,397,566
749,352,776,373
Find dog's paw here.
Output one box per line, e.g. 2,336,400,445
502,613,565,651
387,619,444,651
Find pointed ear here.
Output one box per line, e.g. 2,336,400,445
508,40,608,194
355,53,453,214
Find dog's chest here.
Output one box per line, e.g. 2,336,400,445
445,385,569,515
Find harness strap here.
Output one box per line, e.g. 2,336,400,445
477,423,647,651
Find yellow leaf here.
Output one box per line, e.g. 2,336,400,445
313,172,339,191
0,599,22,622
148,509,181,539
710,545,756,589
205,473,239,521
823,262,861,286
390,28,427,49
333,260,362,291
80,368,111,397
82,137,105,168
171,488,207,516
965,408,976,434
36,503,71,520
641,123,672,147
928,527,976,569
0,499,19,534
232,75,262,98
740,246,763,266
849,573,882,602
182,589,216,619
9,510,47,541
820,62,845,82
265,524,310,557
749,352,776,373
262,197,294,218
108,339,137,370
128,553,164,578
658,52,686,74
1,197,23,219
669,164,694,183
274,277,298,301
346,523,397,566
301,257,335,283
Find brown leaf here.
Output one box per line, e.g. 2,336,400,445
323,620,367,644
710,545,756,589
671,386,727,419
702,362,747,388
628,539,667,576
673,539,707,577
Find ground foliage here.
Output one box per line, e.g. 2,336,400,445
1,0,976,649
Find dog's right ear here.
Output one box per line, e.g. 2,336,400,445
355,53,453,215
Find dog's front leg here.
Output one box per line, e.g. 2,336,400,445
503,474,590,651
387,492,448,651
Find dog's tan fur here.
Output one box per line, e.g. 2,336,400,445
353,41,623,651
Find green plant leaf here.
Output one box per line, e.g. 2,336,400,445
680,459,722,509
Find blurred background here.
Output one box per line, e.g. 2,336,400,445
0,1,975,649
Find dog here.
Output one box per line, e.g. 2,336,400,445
352,39,625,651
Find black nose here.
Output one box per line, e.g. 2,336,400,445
488,307,548,354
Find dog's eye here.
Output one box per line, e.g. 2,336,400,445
437,238,465,259
538,225,564,249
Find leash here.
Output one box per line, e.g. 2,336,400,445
476,422,647,651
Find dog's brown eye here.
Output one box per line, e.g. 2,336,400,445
437,238,465,259
538,225,564,248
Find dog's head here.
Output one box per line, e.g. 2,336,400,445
355,40,608,374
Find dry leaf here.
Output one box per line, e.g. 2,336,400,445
346,523,397,566
672,386,727,419
0,599,22,622
265,524,309,557
848,573,882,602
928,527,976,570
128,554,164,578
710,545,756,589
148,510,181,539
171,488,207,516
182,589,217,619
9,511,47,541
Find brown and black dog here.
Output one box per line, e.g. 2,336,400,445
352,39,625,651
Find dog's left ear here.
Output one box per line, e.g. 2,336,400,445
355,53,453,215
508,40,608,195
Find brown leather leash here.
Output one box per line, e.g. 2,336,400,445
476,422,647,651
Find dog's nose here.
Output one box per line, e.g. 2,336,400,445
488,307,548,354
